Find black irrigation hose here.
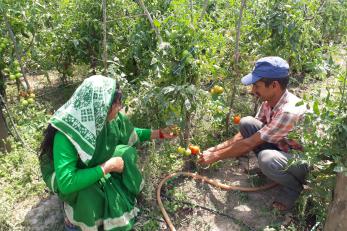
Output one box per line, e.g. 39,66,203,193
162,194,257,231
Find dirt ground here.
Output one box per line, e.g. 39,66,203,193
144,154,291,231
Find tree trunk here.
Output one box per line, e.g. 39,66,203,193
0,105,10,152
324,173,347,230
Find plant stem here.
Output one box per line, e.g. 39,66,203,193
136,0,163,44
2,12,31,91
339,60,347,113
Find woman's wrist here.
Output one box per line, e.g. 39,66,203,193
100,163,107,175
159,129,164,139
150,129,160,139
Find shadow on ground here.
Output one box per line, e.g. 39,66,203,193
23,194,64,231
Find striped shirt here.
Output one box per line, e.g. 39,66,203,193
256,90,306,152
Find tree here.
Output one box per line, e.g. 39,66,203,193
0,96,9,152
324,173,347,230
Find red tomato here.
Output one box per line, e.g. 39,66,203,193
189,145,200,155
233,115,241,124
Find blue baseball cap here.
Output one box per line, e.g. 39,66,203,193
241,56,289,85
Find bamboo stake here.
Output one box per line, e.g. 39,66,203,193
135,0,163,44
189,0,193,24
102,0,107,74
226,0,247,133
199,0,209,22
338,60,347,113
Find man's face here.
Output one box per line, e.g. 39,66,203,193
251,80,275,101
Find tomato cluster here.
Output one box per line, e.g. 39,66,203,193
3,60,22,81
177,144,201,156
19,91,36,107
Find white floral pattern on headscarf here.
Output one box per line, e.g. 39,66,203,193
50,75,116,164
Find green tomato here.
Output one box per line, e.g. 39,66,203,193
184,149,192,156
27,98,35,104
177,146,186,154
185,57,194,64
15,72,22,78
21,99,28,106
9,74,16,80
182,50,190,57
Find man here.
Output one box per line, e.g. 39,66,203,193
198,56,308,211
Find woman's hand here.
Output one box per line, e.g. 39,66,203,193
100,157,124,175
151,125,179,139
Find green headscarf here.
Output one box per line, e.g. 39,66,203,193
50,75,116,164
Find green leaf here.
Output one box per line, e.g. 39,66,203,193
313,101,320,115
153,19,161,28
150,57,157,65
295,101,304,107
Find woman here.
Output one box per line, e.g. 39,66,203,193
39,75,175,231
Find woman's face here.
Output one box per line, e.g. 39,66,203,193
107,100,123,121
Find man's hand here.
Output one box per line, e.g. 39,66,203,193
101,157,124,174
198,150,219,165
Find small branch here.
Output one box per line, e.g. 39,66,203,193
106,14,146,22
0,94,26,148
135,0,163,44
22,31,36,56
189,0,193,24
2,12,31,91
199,0,209,22
304,0,326,21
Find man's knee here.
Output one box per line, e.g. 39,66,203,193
239,116,261,138
258,150,285,174
239,116,257,128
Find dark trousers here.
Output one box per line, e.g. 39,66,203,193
239,116,308,197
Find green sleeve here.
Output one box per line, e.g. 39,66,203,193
114,113,151,144
53,131,104,195
134,128,151,142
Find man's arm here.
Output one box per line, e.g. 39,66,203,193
206,132,243,152
198,132,265,165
